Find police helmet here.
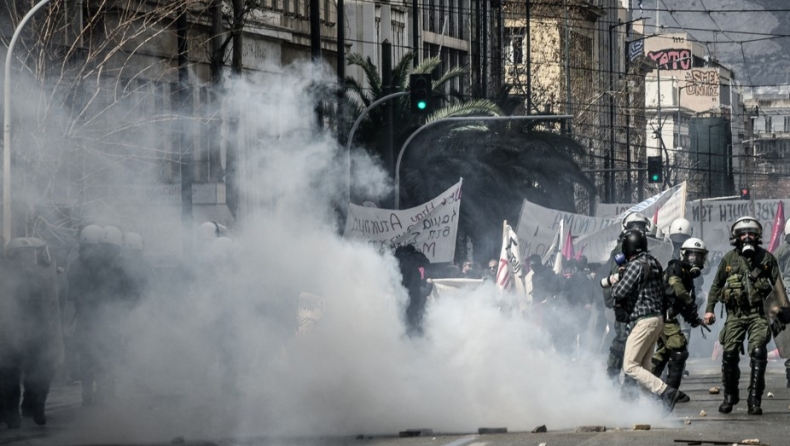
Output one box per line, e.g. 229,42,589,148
621,228,648,258
730,216,762,244
197,221,228,242
124,232,144,251
101,226,124,247
622,212,651,232
680,237,708,268
668,218,693,244
79,225,103,246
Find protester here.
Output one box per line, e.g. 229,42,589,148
394,245,432,337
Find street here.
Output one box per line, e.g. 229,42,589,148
1,358,789,446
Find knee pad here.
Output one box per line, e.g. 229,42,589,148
723,350,740,365
669,349,689,363
751,346,768,361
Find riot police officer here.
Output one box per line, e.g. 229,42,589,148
705,216,780,415
602,212,651,400
652,237,707,403
0,238,62,427
69,225,128,406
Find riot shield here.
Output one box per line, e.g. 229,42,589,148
764,276,790,358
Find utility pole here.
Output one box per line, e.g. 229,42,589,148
337,0,346,145
381,41,395,180
412,0,419,68
310,0,322,127
176,5,193,251
525,0,531,114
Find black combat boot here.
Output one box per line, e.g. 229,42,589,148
785,364,790,388
666,349,691,402
748,347,768,415
660,386,680,414
719,350,740,414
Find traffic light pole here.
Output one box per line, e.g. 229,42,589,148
394,114,572,208
345,91,410,204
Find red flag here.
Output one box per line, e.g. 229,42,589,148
769,201,785,253
575,243,587,260
562,230,575,260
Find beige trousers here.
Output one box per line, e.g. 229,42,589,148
623,316,668,395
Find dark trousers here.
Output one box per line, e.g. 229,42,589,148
0,346,55,423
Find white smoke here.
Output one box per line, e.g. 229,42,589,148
7,57,673,442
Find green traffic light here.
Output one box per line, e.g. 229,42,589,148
417,101,427,110
651,174,660,181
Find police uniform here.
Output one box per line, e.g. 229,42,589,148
707,246,780,414
652,259,702,401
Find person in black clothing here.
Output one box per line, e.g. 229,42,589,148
394,245,432,337
0,238,62,428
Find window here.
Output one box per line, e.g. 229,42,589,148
784,116,790,132
766,116,773,133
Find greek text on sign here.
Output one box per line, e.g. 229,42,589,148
343,180,463,263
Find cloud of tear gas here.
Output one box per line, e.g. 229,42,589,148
7,55,672,442
116,61,672,440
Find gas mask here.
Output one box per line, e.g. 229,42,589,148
739,234,757,257
684,252,705,278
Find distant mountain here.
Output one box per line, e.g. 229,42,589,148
638,0,790,87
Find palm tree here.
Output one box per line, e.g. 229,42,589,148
344,53,595,264
399,124,595,263
344,51,502,169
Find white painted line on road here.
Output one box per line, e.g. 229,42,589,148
441,435,480,446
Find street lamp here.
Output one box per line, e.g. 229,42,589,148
3,0,58,244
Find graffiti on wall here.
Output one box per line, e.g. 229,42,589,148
646,49,692,70
684,69,720,97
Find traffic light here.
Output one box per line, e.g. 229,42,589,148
647,156,663,183
741,187,751,200
409,73,432,114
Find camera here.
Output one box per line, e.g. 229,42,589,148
599,253,626,288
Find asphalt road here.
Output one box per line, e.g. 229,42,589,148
2,359,790,446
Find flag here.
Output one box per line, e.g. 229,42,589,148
562,229,575,260
575,243,587,260
629,39,644,61
769,201,786,253
496,221,527,296
550,219,566,274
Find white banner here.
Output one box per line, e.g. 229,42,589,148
517,184,684,264
688,199,787,271
597,183,687,239
343,180,463,263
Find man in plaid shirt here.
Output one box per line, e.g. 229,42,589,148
610,229,680,413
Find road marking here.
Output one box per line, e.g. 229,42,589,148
441,435,480,446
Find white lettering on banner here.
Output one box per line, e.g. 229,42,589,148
343,180,463,263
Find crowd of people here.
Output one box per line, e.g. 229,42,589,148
0,225,149,428
4,209,790,429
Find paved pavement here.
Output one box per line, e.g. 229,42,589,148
1,359,789,445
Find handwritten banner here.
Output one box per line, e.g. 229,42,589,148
343,180,463,263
